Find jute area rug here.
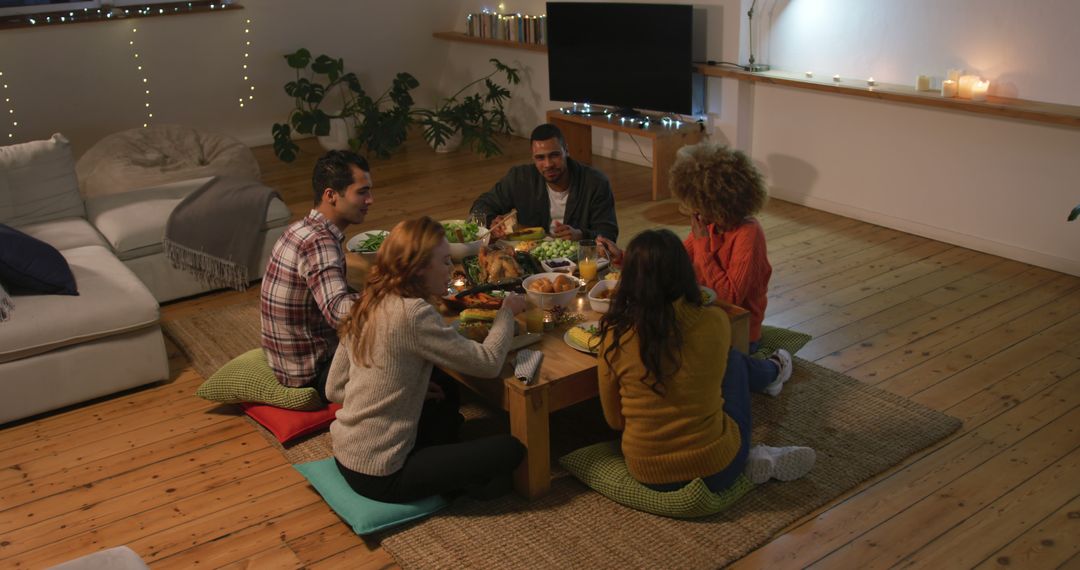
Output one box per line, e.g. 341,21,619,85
165,300,961,569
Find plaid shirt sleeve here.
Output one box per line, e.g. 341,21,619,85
298,230,354,329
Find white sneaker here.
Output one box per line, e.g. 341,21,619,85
763,349,793,397
746,444,816,484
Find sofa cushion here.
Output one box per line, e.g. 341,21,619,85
0,245,159,364
86,177,292,260
14,217,108,251
0,224,78,295
242,402,342,443
0,133,86,227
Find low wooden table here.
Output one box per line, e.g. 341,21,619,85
440,296,750,499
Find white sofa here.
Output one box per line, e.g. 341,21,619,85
0,133,290,424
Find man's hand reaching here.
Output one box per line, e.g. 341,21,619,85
551,220,583,241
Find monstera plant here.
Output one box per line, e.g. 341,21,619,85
272,48,419,162
415,58,520,157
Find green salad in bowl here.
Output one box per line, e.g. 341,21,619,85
440,220,491,261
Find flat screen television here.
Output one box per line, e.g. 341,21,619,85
547,2,705,117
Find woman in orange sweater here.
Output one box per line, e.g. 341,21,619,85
597,229,814,492
598,142,787,393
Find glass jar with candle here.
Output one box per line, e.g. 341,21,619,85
577,239,598,282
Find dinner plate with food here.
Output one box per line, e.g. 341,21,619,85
564,321,601,354
346,230,389,259
451,308,542,350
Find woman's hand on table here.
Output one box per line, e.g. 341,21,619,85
502,292,527,315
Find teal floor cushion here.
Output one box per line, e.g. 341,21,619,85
559,441,754,519
295,458,448,535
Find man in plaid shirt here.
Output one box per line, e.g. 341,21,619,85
260,150,374,399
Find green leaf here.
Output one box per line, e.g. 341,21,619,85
311,54,341,77
271,123,298,162
291,110,316,134
284,48,311,69
342,73,365,97
1070,204,1080,221
304,83,326,105
312,109,331,136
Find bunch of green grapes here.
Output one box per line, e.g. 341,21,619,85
532,239,578,261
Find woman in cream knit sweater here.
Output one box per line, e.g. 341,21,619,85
597,229,815,493
327,216,527,503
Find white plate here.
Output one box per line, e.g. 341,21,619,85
700,286,717,305
563,320,601,354
346,230,389,256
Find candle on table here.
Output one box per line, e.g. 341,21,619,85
805,71,813,78
867,77,876,86
916,75,930,91
833,74,841,82
941,79,957,98
958,75,978,99
947,69,962,83
971,79,990,101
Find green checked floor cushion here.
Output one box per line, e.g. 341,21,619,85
196,347,323,410
752,325,813,359
559,441,754,518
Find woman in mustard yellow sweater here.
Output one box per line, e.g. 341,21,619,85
597,229,815,492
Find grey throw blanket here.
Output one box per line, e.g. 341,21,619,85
0,282,12,322
163,176,280,291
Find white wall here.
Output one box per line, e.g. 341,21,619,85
749,0,1080,276
0,0,460,155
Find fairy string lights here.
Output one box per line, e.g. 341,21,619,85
1,71,15,139
238,17,254,109
128,25,153,128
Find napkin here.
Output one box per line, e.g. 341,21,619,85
514,349,544,385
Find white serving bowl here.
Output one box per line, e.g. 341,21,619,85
541,256,577,274
441,219,491,261
587,279,617,313
345,230,389,261
522,272,583,309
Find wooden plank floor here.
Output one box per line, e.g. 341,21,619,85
2,135,1077,569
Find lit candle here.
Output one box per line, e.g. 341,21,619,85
867,77,876,86
971,79,990,101
916,75,930,91
805,71,813,78
941,79,957,98
947,69,962,83
833,74,841,82
958,75,978,99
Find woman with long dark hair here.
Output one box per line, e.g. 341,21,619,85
326,216,526,503
597,229,815,492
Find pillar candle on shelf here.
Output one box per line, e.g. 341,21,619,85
972,79,990,101
941,80,957,98
916,75,930,91
957,75,979,99
947,69,962,83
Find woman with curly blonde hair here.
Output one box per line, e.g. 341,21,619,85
326,216,527,503
671,142,791,391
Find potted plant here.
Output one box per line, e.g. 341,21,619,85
271,48,420,162
416,58,520,157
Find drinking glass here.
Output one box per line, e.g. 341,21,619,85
578,239,598,281
467,211,487,230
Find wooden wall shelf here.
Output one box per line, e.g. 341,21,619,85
433,31,547,53
694,65,1080,129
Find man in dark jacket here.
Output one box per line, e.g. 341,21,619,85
470,123,618,242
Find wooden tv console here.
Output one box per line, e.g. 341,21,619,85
545,109,704,201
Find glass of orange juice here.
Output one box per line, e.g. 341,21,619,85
578,239,598,281
525,304,545,333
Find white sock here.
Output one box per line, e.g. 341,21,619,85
745,444,816,484
763,348,793,397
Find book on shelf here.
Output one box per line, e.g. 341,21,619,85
465,11,545,45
